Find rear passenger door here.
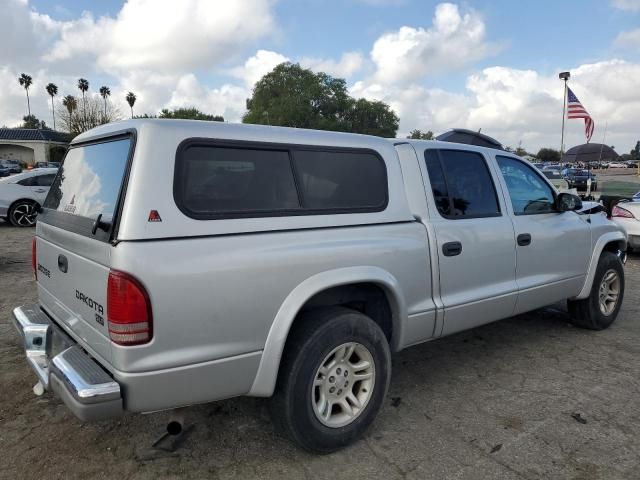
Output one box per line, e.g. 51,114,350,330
422,149,518,336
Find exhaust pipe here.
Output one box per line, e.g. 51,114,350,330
166,408,186,436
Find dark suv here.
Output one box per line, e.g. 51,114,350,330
563,168,598,191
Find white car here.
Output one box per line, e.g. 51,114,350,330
0,168,57,226
608,162,627,168
612,201,640,251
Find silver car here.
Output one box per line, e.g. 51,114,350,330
0,168,57,226
12,120,627,452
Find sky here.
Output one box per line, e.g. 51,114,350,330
2,0,640,154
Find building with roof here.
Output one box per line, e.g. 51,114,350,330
0,128,71,166
562,143,620,164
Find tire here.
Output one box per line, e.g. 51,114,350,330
8,200,39,227
568,251,625,330
270,307,391,453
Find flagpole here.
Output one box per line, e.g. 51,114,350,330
597,121,608,165
559,72,570,157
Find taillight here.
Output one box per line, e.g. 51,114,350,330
32,237,37,280
612,205,635,219
107,270,153,345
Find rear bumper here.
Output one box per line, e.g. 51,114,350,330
12,305,123,420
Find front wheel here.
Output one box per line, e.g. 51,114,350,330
270,307,391,453
568,251,625,330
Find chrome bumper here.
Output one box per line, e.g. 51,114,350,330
13,305,123,421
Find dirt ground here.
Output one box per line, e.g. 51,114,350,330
1,219,639,480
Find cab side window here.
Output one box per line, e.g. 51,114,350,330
424,149,501,219
496,156,556,215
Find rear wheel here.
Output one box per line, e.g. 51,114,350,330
568,251,624,330
270,307,391,453
8,200,38,227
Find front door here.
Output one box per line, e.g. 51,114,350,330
421,148,518,336
494,155,591,314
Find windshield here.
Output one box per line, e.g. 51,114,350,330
43,137,130,223
543,171,561,179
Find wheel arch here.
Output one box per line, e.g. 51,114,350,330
9,197,40,211
248,266,407,397
573,231,627,300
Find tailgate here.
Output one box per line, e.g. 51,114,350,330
36,227,112,364
34,134,134,367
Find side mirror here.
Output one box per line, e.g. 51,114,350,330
557,192,582,212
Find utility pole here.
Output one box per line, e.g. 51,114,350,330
559,71,571,157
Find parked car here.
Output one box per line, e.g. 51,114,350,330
542,170,569,190
563,168,598,191
12,120,627,453
611,201,640,252
0,163,10,177
0,168,58,226
608,162,627,168
542,163,562,171
0,159,22,174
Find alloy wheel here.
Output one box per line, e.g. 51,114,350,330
311,342,375,428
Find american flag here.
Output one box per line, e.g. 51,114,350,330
567,87,594,142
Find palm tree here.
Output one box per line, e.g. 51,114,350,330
18,73,33,117
45,83,58,130
99,86,111,118
125,92,137,118
62,95,77,115
77,78,89,111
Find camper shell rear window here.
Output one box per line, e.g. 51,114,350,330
173,139,388,220
39,133,134,242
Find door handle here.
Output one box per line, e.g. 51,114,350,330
442,241,462,257
517,233,532,246
34,189,47,193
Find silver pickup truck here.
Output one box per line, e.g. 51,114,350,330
13,119,626,453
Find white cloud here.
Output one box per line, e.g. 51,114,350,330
615,28,640,48
353,60,640,152
46,0,277,73
2,0,640,155
370,3,499,85
611,0,640,11
300,52,365,79
230,50,290,88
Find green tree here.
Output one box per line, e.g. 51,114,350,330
99,86,111,119
345,98,399,137
62,95,77,118
631,141,640,160
20,115,48,129
536,147,561,163
77,78,89,111
45,83,58,130
18,73,33,117
125,92,137,118
515,147,528,157
243,62,399,137
57,95,121,135
159,107,224,121
407,129,434,140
